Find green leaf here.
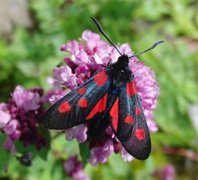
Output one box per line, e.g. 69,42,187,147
0,134,6,145
79,143,90,166
37,146,49,161
0,147,10,173
108,153,130,176
14,140,49,161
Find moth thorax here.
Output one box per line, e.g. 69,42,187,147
110,55,132,87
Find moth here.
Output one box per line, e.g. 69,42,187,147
42,17,163,160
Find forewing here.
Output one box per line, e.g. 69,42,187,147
42,70,111,130
109,81,151,160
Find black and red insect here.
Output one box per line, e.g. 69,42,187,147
42,17,163,160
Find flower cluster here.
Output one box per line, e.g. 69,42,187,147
63,156,89,180
0,86,47,154
50,30,160,165
153,164,175,180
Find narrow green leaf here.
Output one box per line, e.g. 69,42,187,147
0,147,10,173
79,143,90,166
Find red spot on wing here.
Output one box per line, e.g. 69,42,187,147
135,107,141,115
135,128,145,140
78,87,86,95
124,115,134,124
127,81,137,96
78,98,88,108
58,101,71,113
94,71,108,86
86,93,108,120
109,98,119,131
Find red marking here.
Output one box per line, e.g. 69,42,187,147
124,115,134,124
86,93,108,120
135,107,141,115
94,71,108,86
78,87,86,95
78,98,88,108
127,81,137,96
109,98,119,131
135,128,145,140
58,101,71,113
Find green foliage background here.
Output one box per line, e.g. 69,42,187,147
0,0,198,179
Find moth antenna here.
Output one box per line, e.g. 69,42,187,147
91,17,122,56
129,40,164,59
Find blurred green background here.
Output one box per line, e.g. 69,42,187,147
0,0,198,179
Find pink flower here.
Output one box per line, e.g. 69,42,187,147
63,156,90,180
153,164,175,180
0,103,11,128
121,148,134,162
73,170,90,180
0,86,47,152
88,139,114,166
163,165,175,180
4,120,18,135
66,124,87,143
2,137,16,154
12,86,40,112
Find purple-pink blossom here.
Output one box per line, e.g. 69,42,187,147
50,30,160,165
12,85,41,112
4,120,18,135
153,164,175,180
121,148,134,162
0,103,11,128
0,85,47,153
88,139,114,166
65,124,88,143
63,156,90,180
2,137,16,154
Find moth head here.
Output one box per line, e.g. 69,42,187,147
118,55,129,65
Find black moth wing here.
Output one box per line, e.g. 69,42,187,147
42,70,111,130
109,80,151,160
